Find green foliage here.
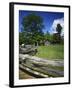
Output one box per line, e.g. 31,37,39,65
21,13,44,45
52,33,60,43
36,45,64,59
51,24,63,44
44,31,53,43
19,15,64,45
44,32,50,40
19,32,24,45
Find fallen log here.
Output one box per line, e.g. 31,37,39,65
19,64,49,78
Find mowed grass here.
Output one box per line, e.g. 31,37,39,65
35,44,64,59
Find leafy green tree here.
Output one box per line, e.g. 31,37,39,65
52,24,62,44
22,13,44,45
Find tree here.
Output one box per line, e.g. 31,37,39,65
55,23,62,43
52,33,60,43
56,24,62,35
22,13,44,45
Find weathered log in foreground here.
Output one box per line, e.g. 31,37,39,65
19,64,49,78
19,46,37,55
19,54,64,78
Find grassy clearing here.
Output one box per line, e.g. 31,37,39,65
35,44,64,59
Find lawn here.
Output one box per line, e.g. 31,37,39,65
35,44,64,60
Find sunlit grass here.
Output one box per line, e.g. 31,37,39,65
35,44,64,59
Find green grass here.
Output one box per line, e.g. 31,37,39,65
35,44,64,59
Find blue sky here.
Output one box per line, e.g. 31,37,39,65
19,10,64,34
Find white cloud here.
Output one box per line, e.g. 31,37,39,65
50,17,64,36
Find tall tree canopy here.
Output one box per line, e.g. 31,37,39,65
21,13,44,45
